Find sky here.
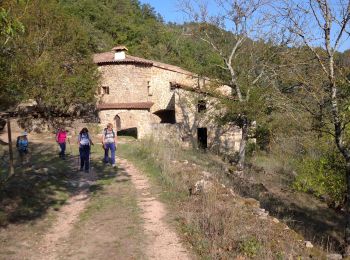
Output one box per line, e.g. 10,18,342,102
139,0,350,52
139,0,184,23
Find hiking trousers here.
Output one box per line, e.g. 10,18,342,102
58,142,66,158
104,142,116,165
79,145,90,171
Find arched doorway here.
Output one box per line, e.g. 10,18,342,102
115,115,121,130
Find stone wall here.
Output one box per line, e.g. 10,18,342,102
98,64,152,103
173,88,242,154
148,66,195,113
96,60,242,154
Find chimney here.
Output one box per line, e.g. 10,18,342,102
112,45,128,60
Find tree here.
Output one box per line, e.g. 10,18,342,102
180,0,274,168
0,3,25,110
273,0,350,253
0,0,99,117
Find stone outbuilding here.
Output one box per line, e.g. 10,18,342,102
93,46,242,154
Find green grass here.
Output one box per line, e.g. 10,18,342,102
118,142,188,203
0,142,77,225
79,196,117,222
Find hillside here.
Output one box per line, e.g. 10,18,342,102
1,0,350,257
0,133,331,259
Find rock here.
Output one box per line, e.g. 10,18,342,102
201,171,212,179
183,160,189,165
327,253,342,260
243,198,260,208
190,179,213,195
234,170,244,178
34,167,49,174
305,241,313,248
272,218,279,223
256,208,269,218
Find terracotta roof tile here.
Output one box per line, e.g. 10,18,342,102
112,45,128,51
97,102,154,110
93,51,193,75
93,52,153,65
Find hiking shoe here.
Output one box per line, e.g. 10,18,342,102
112,164,117,168
84,169,89,173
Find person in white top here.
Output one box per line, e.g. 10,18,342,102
102,123,117,167
78,127,93,172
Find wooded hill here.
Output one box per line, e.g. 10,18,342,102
1,0,350,253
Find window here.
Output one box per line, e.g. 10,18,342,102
147,81,152,96
197,100,206,113
102,86,110,95
170,82,176,91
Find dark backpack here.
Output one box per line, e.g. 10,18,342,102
104,128,115,138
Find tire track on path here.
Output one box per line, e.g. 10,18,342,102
119,158,192,260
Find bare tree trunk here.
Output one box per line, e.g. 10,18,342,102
7,117,14,176
238,117,249,169
345,160,350,255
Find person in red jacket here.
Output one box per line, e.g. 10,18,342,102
56,127,67,159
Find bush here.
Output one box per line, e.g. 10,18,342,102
293,145,346,206
239,237,262,257
255,125,270,151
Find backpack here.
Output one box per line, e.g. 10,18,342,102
17,138,28,151
79,133,90,146
104,128,115,138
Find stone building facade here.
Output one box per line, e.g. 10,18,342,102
93,46,242,154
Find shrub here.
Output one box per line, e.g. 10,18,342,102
239,237,262,257
293,144,346,205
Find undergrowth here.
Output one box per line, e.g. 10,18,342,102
119,137,326,259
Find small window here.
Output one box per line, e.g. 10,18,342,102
102,86,110,95
197,100,206,113
170,82,176,91
148,81,152,96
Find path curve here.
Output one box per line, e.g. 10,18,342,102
119,158,191,260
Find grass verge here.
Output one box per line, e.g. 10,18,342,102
118,137,327,259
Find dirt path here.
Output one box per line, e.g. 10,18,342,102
119,158,191,260
34,169,96,260
26,155,191,260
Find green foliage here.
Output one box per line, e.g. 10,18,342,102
0,6,24,45
255,125,271,151
0,0,99,114
239,237,262,257
293,141,346,204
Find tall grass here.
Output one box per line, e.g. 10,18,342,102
118,137,325,259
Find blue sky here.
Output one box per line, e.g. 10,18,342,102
139,0,184,23
139,0,349,52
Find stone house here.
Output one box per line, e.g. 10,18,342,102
93,46,241,154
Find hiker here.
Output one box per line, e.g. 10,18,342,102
102,123,117,167
16,131,29,164
78,127,93,172
56,127,67,159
